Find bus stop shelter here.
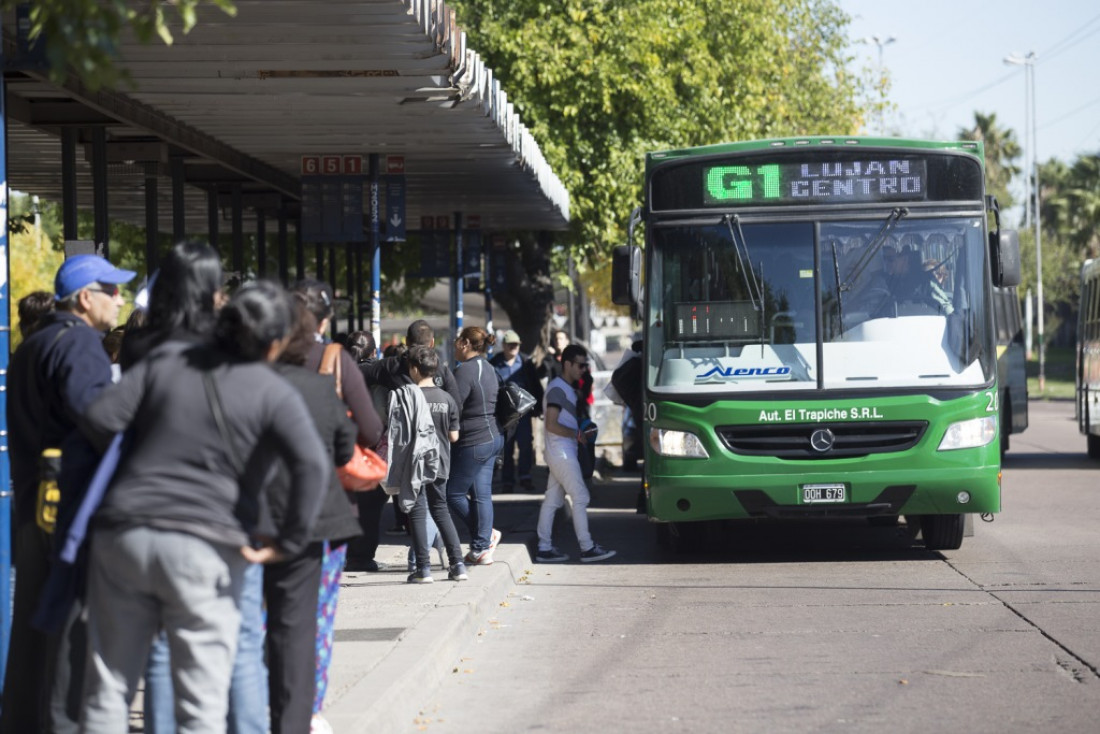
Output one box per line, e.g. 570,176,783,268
0,0,570,683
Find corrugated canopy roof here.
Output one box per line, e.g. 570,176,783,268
2,0,569,236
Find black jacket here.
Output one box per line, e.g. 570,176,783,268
259,363,362,546
7,311,113,529
81,342,329,556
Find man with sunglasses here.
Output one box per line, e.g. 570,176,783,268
534,344,616,563
3,254,135,733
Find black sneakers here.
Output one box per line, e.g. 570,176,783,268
579,544,616,563
535,547,569,563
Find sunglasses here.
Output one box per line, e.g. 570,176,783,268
85,283,120,297
572,361,590,369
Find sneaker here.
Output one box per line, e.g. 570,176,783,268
362,560,386,573
448,563,469,581
464,548,494,565
407,568,434,584
489,528,502,551
310,714,334,734
535,547,569,563
579,544,616,563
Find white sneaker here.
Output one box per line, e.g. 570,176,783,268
311,714,334,734
489,528,502,550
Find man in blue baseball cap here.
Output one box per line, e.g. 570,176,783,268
53,253,137,331
2,254,135,733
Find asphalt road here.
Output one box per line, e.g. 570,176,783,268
409,400,1100,733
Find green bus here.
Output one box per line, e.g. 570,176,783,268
612,137,1020,551
1076,258,1100,457
993,285,1028,455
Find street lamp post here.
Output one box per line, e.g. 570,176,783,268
864,35,896,135
1005,51,1044,391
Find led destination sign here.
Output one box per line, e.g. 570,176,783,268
702,159,928,206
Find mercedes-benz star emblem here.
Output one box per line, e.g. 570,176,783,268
810,428,835,453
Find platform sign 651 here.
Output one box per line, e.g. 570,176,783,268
301,155,363,176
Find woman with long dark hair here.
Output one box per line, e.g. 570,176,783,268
446,326,504,565
78,282,329,732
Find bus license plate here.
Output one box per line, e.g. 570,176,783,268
801,483,846,504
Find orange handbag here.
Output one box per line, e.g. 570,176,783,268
319,344,387,491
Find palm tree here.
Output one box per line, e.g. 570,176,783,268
958,112,1022,215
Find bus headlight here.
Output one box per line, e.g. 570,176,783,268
649,428,709,458
938,416,997,451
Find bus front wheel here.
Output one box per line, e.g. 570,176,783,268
921,514,965,551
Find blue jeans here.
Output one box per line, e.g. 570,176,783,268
447,434,504,551
144,562,268,734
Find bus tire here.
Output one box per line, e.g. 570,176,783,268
921,514,965,551
667,521,705,554
1088,434,1100,459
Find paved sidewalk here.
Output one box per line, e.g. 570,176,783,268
321,492,542,733
321,464,642,733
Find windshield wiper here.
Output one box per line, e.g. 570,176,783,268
831,238,845,326
723,214,764,310
839,207,909,292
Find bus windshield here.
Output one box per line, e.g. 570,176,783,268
647,215,995,393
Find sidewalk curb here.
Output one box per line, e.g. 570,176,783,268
323,541,533,733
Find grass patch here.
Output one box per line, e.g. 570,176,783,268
1026,346,1075,400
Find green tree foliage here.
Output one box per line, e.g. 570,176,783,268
450,0,868,341
453,0,865,262
1030,153,1100,345
958,111,1021,214
2,0,237,89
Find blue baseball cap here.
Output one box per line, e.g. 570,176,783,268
55,255,137,301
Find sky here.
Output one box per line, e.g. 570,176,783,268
840,0,1100,171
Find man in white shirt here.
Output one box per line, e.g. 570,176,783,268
535,344,616,563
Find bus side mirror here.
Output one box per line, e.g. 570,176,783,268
612,245,642,318
992,229,1021,287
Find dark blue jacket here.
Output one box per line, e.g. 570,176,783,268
7,311,113,529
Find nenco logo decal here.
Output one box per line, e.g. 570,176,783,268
758,407,885,422
697,366,791,381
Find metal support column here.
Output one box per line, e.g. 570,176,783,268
277,209,288,286
231,184,243,278
91,127,109,256
483,231,493,346
345,243,355,334
369,154,381,352
170,156,186,242
327,245,335,294
207,187,220,253
0,19,14,683
61,128,78,241
255,209,267,278
453,212,464,358
295,219,305,283
144,162,159,272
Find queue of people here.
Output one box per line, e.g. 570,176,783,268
4,246,618,733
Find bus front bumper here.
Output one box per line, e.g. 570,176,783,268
646,465,1000,522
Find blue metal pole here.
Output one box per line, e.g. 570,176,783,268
454,212,463,352
0,14,13,689
369,154,381,356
